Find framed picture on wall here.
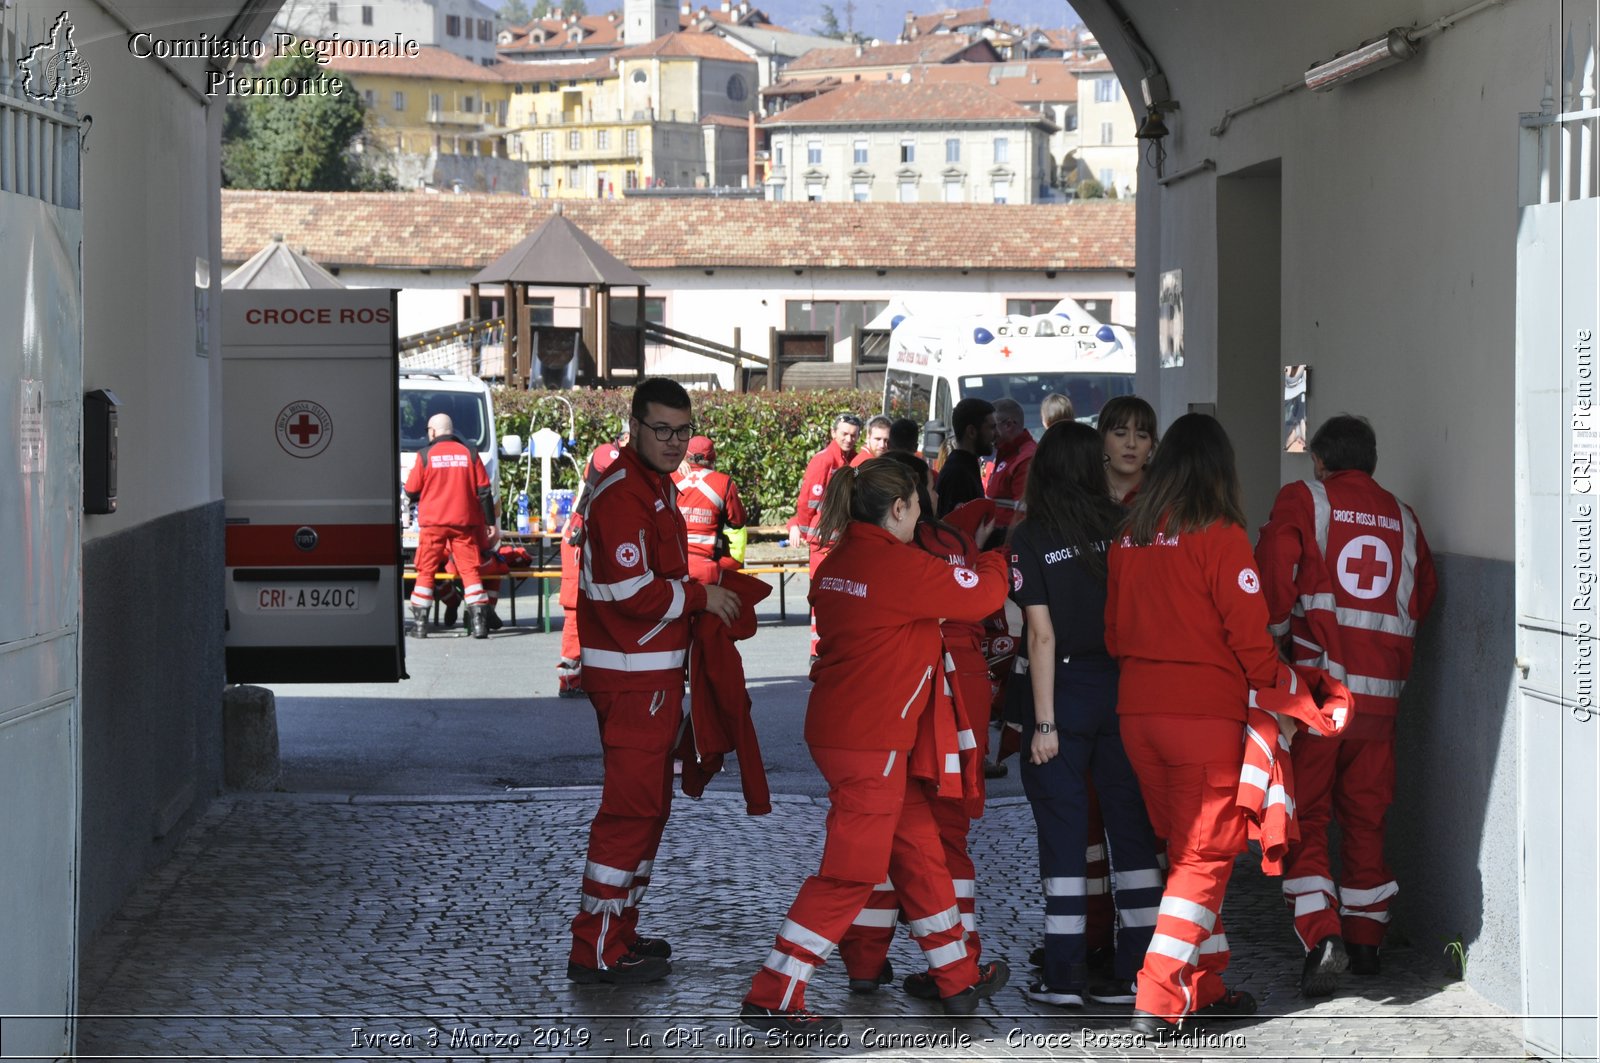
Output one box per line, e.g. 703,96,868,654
1284,364,1309,452
1159,269,1184,369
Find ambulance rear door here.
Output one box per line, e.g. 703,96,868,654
222,289,405,682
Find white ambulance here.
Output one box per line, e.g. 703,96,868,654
883,297,1137,443
398,369,501,556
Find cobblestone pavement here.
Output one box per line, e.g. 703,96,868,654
77,788,1525,1062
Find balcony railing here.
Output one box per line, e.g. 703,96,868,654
427,108,492,126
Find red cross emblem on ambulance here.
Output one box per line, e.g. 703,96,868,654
275,399,333,459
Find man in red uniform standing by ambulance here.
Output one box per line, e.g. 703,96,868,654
568,378,742,986
791,413,861,655
673,435,747,585
405,413,495,638
1255,414,1436,996
985,398,1036,532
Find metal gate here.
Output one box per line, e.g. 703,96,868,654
0,11,84,1057
1515,23,1599,1061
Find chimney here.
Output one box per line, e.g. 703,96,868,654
855,42,863,57
681,2,691,13
720,0,731,11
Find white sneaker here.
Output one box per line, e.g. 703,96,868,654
1024,979,1084,1007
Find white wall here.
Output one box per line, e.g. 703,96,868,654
78,7,226,542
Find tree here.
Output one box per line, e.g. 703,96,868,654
818,3,845,38
499,0,532,25
1075,177,1105,200
531,0,586,15
221,53,396,191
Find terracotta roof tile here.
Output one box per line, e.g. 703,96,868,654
612,32,756,62
783,36,987,72
908,6,993,37
918,60,1077,103
762,80,1050,126
220,191,1134,273
321,45,507,82
491,57,615,82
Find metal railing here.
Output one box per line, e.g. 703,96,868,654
1519,23,1598,206
0,10,82,209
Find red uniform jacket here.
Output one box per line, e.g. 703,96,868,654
577,444,708,692
1238,662,1353,873
1255,471,1436,740
792,441,854,545
682,569,772,814
404,435,492,528
805,521,1007,750
559,443,625,611
985,433,1036,527
672,466,747,563
1106,519,1279,720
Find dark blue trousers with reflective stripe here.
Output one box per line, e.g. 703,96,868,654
1020,658,1164,991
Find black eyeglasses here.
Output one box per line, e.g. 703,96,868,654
636,420,696,442
837,414,864,429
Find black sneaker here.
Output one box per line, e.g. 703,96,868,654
566,947,671,986
1301,935,1349,997
941,959,1010,1015
632,935,672,959
847,959,893,994
983,758,1009,778
1023,978,1084,1007
1086,978,1138,1005
1347,943,1381,976
901,969,939,1000
1130,1010,1179,1039
1028,946,1045,968
739,1002,842,1037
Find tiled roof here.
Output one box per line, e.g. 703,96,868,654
700,112,753,128
679,3,782,30
907,6,993,37
321,45,507,82
1069,57,1115,73
220,191,1135,272
761,81,1050,127
918,60,1077,103
491,57,615,83
782,36,987,72
500,13,623,54
760,74,840,97
612,32,755,62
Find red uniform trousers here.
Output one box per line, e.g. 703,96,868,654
410,525,487,610
570,688,683,968
746,746,978,1012
1120,714,1246,1023
1282,732,1398,949
838,666,989,978
442,530,506,608
807,545,826,656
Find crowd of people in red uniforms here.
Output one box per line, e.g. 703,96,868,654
550,379,1434,1044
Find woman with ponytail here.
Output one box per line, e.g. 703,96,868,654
742,459,1010,1036
1105,413,1276,1038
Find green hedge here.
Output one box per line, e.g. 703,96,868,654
494,387,882,527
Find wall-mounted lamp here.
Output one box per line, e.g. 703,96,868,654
1045,270,1057,279
793,268,804,276
704,268,715,275
1305,29,1417,92
875,268,886,277
1135,106,1171,177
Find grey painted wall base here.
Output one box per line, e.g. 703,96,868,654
1389,551,1519,1012
79,500,225,941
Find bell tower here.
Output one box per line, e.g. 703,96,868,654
624,0,678,45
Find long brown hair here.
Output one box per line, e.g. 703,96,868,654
815,459,918,545
1123,413,1246,546
1022,421,1123,578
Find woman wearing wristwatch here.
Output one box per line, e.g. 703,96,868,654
1006,422,1163,1010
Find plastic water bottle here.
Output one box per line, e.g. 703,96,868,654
516,491,531,535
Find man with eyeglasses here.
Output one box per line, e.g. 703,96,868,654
791,412,862,656
569,378,742,987
985,398,1036,530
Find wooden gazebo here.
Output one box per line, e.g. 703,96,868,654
470,209,649,388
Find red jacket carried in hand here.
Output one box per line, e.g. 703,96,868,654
682,568,772,814
1106,519,1279,720
404,435,493,528
1255,470,1436,740
805,521,1008,750
577,444,708,692
1238,662,1353,873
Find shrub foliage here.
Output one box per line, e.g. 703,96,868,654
495,387,881,526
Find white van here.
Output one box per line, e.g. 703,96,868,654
883,298,1137,445
398,369,500,555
